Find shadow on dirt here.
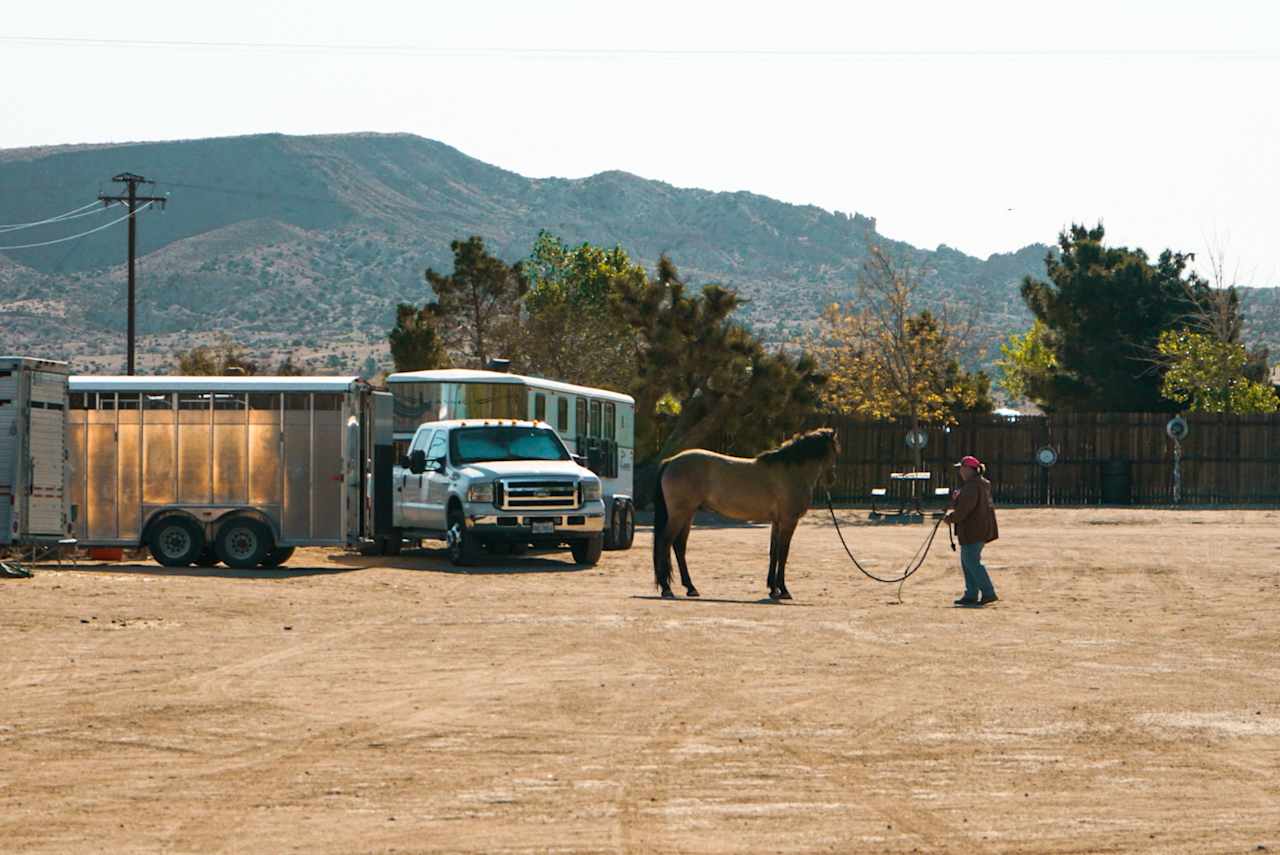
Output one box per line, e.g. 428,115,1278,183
55,563,361,580
327,547,592,575
629,594,814,607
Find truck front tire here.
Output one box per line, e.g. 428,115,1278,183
571,534,604,566
446,510,481,566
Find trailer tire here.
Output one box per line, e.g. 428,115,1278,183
571,534,604,566
215,517,272,570
148,516,205,567
380,531,402,556
260,546,296,568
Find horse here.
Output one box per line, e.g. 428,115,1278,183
651,427,840,600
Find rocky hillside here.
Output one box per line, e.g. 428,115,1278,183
4,132,1268,377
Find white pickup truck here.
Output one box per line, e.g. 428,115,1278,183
392,419,606,565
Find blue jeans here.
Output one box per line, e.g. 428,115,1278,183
959,542,996,600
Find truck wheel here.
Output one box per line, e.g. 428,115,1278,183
215,517,272,569
193,546,221,567
446,510,481,566
260,546,296,568
605,502,635,551
571,534,604,566
616,503,635,550
148,516,204,567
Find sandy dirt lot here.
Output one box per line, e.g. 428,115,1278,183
3,508,1279,854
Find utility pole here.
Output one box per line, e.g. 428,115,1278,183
99,173,167,375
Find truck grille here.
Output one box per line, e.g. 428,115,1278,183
498,479,579,511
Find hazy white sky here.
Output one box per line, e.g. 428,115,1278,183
3,1,1278,284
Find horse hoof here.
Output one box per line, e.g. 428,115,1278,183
685,588,700,598
777,590,793,600
660,589,676,599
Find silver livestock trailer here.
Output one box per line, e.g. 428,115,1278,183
1,357,72,556
67,375,393,568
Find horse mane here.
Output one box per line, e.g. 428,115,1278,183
755,428,836,466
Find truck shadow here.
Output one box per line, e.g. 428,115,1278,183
328,548,591,575
58,563,362,580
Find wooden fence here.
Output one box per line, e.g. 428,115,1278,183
823,413,1280,506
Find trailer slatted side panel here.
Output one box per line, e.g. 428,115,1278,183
0,402,14,540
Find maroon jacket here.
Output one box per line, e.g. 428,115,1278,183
950,476,999,546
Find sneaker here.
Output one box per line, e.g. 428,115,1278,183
981,594,1000,606
954,596,980,606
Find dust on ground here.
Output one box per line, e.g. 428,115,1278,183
3,508,1278,853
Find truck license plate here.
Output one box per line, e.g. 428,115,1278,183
531,520,554,534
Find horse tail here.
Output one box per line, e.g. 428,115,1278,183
652,461,672,590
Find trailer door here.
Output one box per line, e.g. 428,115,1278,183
25,370,68,536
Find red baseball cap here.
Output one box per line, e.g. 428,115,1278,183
953,455,982,469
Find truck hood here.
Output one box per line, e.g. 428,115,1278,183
457,460,594,481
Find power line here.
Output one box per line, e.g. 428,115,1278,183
3,35,1279,60
0,200,102,232
0,202,137,250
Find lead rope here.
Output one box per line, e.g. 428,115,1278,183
825,491,945,603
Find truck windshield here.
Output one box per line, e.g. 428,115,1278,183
449,426,570,464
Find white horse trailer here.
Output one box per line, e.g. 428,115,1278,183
0,357,71,552
385,368,636,550
67,375,393,568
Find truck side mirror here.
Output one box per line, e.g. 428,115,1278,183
571,453,587,467
409,449,427,474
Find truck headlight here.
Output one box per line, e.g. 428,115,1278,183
467,482,495,503
580,479,602,501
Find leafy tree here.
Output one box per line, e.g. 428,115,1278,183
996,319,1057,402
1019,224,1212,411
389,302,451,372
616,256,826,464
812,246,992,424
1157,330,1279,414
175,334,258,375
274,354,307,376
425,236,526,368
516,231,645,391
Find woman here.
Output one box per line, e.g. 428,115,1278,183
945,455,999,607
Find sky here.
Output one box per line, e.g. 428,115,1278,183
3,0,1278,285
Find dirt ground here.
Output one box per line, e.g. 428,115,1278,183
3,508,1279,854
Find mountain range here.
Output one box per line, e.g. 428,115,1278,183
1,132,1275,378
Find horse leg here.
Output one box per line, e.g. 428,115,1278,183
673,523,699,597
767,522,780,598
774,516,800,600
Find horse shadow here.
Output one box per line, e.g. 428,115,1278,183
629,594,814,607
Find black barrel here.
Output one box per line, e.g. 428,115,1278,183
1100,459,1132,504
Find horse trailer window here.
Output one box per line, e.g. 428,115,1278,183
97,393,117,410
248,393,279,411
212,393,248,410
534,392,547,423
604,402,616,440
557,397,569,432
575,398,587,436
69,392,90,410
313,393,341,411
589,400,602,437
117,393,142,410
178,393,209,411
143,393,173,410
284,392,310,411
